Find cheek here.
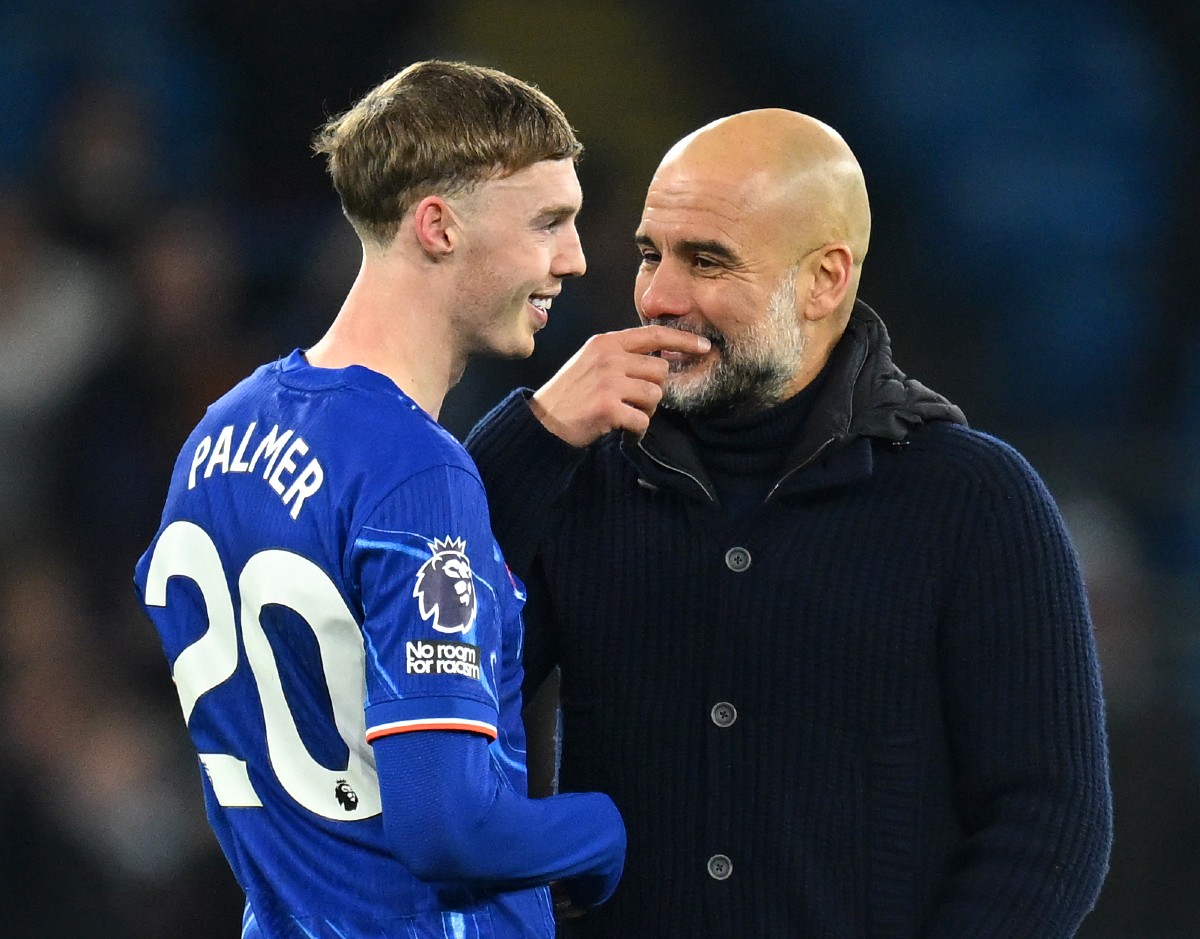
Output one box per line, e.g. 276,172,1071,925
522,242,556,281
482,234,538,273
717,287,768,331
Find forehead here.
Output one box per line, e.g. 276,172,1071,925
638,162,785,253
477,158,582,213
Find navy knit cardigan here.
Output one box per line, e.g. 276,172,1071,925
466,301,1112,939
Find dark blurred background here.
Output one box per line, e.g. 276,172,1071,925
0,1,1197,936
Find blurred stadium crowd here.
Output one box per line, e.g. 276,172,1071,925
0,1,1198,936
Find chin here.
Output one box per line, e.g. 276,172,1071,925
663,370,715,410
488,331,537,361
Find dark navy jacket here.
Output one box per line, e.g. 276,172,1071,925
466,301,1112,939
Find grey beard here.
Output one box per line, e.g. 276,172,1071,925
659,265,807,416
662,355,796,416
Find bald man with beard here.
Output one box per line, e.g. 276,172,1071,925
467,110,1112,938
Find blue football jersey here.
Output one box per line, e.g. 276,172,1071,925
134,351,554,938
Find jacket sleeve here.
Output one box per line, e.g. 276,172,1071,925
374,729,625,908
926,439,1112,938
464,390,588,578
465,392,578,783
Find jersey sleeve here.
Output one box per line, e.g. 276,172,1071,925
375,729,626,906
350,463,509,743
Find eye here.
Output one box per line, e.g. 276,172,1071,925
638,247,660,266
536,212,574,232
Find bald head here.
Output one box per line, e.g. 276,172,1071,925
657,109,871,291
635,110,873,410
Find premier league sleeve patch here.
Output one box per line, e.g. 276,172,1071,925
356,522,500,741
413,537,477,634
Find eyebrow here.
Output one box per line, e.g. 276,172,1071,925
535,204,580,224
634,233,742,266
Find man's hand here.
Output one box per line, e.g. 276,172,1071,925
530,326,710,447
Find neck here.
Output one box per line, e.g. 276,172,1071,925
305,255,465,419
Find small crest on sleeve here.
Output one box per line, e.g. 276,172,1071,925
413,537,477,634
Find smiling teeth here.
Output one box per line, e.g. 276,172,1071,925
530,297,552,311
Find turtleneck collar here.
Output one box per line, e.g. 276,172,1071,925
682,368,827,475
676,365,830,517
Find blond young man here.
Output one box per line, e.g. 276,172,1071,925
135,61,703,939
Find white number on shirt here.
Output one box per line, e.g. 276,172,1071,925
143,520,381,821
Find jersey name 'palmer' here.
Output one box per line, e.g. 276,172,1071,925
187,421,325,520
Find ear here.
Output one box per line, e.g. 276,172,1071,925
411,195,460,259
803,244,853,322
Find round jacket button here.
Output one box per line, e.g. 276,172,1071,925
724,547,751,572
710,701,737,728
707,854,733,880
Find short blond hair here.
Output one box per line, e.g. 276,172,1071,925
313,60,582,246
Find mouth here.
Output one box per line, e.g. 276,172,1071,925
657,349,709,372
527,292,556,328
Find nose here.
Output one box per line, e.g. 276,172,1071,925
551,223,586,279
636,262,689,320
